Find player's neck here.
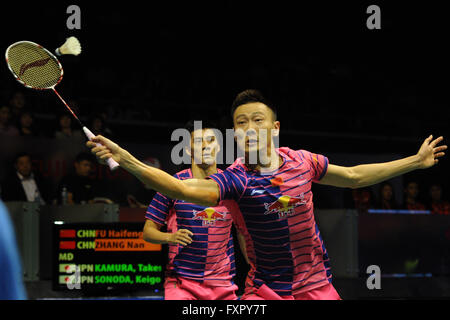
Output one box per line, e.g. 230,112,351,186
190,163,217,179
245,146,283,173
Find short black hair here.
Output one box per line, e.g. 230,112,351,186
231,89,277,120
14,152,31,164
75,152,95,164
183,119,218,134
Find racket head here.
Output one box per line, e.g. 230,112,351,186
5,41,64,90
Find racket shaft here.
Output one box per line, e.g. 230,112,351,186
52,88,83,126
82,127,120,171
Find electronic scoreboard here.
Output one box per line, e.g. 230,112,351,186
53,222,166,292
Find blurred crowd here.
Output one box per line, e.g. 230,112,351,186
0,91,114,141
0,151,155,209
350,180,450,215
1,90,449,213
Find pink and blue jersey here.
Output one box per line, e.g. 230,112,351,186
145,169,237,287
208,147,332,296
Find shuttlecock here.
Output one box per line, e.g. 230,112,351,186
55,37,82,56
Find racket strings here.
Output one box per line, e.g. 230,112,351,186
7,43,62,89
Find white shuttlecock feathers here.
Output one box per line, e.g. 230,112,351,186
56,37,82,56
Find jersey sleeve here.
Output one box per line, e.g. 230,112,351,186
207,166,247,202
145,192,173,226
298,149,329,182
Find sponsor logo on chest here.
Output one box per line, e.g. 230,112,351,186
264,194,307,219
192,208,227,226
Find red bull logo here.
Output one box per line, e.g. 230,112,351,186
270,176,284,187
264,194,307,218
193,208,226,226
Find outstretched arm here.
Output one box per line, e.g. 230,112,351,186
86,136,220,207
318,135,447,189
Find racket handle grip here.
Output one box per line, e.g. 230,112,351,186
82,127,120,171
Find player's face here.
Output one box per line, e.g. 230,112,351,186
15,156,32,177
233,102,279,155
190,128,219,166
75,160,93,177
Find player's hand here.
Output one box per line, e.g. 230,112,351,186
168,229,193,246
416,135,447,169
86,135,122,165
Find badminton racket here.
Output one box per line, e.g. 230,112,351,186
5,40,119,171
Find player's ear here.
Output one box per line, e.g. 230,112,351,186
185,145,192,157
213,129,221,154
272,121,280,137
215,140,221,155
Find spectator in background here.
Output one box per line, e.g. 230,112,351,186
56,152,99,205
0,105,19,137
0,152,49,204
402,180,426,211
54,113,83,141
89,113,113,137
351,187,373,213
428,183,450,215
17,110,39,137
0,201,27,300
8,91,27,122
373,181,399,210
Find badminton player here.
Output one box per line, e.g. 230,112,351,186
142,120,247,300
87,90,447,300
